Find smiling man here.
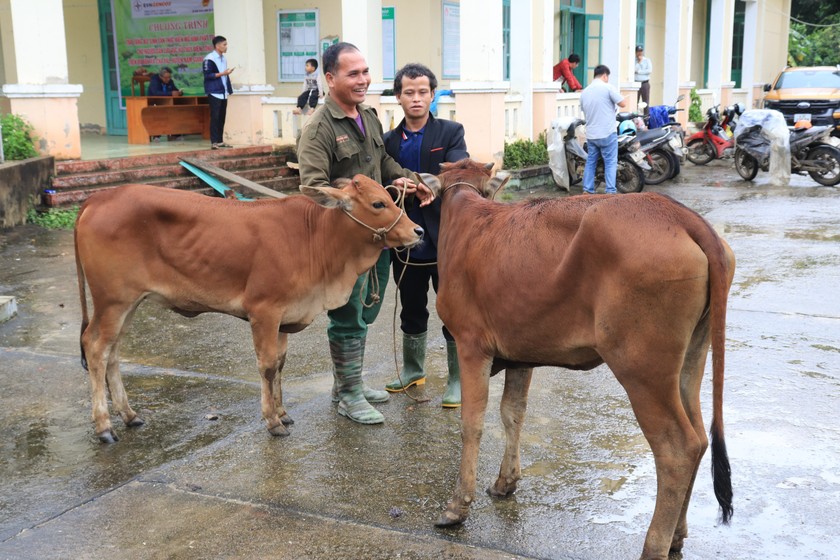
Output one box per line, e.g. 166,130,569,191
382,63,468,408
296,43,434,425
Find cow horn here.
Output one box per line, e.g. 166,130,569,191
484,162,495,172
488,175,510,199
414,172,441,196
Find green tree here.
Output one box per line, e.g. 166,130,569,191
1,113,39,160
788,1,840,66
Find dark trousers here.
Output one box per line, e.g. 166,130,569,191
208,95,228,144
391,250,453,341
638,80,650,115
296,89,318,109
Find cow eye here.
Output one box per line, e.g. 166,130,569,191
373,201,386,209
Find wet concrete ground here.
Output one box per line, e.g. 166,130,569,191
1,160,839,559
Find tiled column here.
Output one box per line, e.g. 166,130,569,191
452,0,506,166
214,0,274,146
0,0,83,159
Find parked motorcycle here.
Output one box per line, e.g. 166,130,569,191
644,95,687,181
549,117,647,193
617,112,684,185
734,121,840,186
686,103,744,165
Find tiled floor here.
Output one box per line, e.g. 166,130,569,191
79,133,212,161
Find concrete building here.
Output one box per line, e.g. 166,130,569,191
0,0,792,164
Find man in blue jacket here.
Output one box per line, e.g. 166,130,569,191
203,35,234,149
383,63,469,407
149,67,182,97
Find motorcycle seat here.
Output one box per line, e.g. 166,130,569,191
636,128,669,143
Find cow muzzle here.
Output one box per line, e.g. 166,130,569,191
341,206,422,247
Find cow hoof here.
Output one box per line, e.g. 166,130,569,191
280,413,294,426
126,416,145,428
97,429,119,444
487,481,517,498
434,509,466,528
268,423,291,437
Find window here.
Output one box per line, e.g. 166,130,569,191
278,10,319,83
636,0,646,47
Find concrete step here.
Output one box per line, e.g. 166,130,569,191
52,154,289,189
54,145,275,175
45,145,299,208
44,165,301,207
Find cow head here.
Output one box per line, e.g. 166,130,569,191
300,175,423,248
414,159,509,201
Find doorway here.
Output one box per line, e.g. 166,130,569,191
98,0,127,135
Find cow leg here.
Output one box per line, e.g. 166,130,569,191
250,316,290,437
620,374,704,560
436,346,492,526
82,304,133,443
488,367,533,498
273,332,294,427
670,317,713,553
105,305,144,429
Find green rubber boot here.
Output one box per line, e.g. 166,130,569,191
385,331,427,392
331,338,390,404
330,337,385,424
442,340,461,408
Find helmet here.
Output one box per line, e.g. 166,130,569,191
735,102,746,115
794,119,812,129
618,120,637,136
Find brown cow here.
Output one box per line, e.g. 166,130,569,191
75,178,423,443
416,160,736,560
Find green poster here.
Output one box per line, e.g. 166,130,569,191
112,0,215,100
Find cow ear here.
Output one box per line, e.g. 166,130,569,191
299,185,352,210
488,175,509,199
414,172,441,196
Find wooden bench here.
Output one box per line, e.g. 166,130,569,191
126,96,211,144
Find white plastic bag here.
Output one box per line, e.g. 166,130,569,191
548,117,579,191
735,109,791,186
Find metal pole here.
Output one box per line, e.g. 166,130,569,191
0,122,5,164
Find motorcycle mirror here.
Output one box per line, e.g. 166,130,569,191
675,94,685,103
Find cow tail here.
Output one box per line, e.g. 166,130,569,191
689,213,734,525
74,208,89,372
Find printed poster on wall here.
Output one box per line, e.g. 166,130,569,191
442,1,460,79
112,0,215,103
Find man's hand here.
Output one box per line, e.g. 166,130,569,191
173,90,183,97
392,177,435,207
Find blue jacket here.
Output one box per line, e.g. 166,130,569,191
148,74,180,96
203,57,233,96
384,114,469,254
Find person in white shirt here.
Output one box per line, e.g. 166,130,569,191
635,45,652,116
203,36,235,149
579,65,627,194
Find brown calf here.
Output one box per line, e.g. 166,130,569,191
75,178,422,443
417,160,735,560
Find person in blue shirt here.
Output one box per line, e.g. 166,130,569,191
148,67,182,97
382,63,468,407
203,35,235,149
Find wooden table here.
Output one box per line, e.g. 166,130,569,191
126,96,211,144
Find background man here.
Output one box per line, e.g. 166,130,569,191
148,67,182,97
579,65,627,194
296,42,434,425
203,35,234,149
382,63,468,408
553,53,583,93
635,45,652,115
